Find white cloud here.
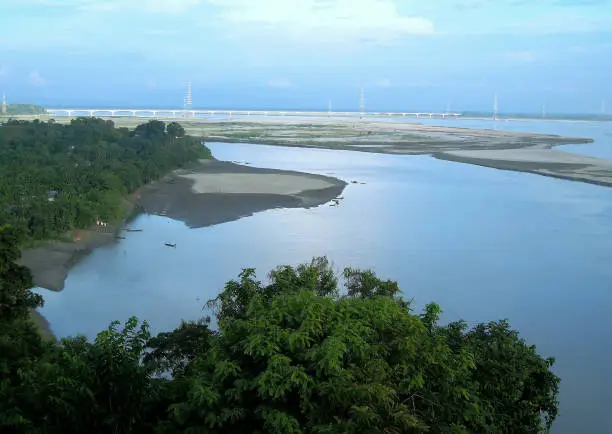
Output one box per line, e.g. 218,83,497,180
29,70,46,87
267,78,292,88
205,0,434,44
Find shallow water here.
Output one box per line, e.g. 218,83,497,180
36,121,612,433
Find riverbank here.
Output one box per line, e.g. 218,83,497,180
19,160,345,293
434,149,612,188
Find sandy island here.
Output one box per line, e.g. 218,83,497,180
434,149,612,188
19,160,346,295
169,117,611,188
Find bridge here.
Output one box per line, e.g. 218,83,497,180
44,108,462,120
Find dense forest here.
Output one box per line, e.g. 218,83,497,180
0,225,560,433
0,118,211,243
1,104,47,116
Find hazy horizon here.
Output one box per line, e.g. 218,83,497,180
1,1,611,114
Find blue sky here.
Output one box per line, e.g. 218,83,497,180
1,0,611,113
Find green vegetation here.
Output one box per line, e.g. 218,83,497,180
0,117,561,432
0,227,560,433
0,118,209,243
1,104,47,116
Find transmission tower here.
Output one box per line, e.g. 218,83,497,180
1,92,6,115
328,99,332,115
493,93,498,120
601,99,606,115
183,80,193,111
359,87,365,119
542,103,546,118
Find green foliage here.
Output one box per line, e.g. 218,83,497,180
0,118,212,243
0,225,46,429
14,317,163,433
0,232,560,433
2,104,47,116
166,122,186,138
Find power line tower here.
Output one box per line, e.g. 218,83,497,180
359,87,365,120
328,99,332,116
1,92,6,115
493,93,498,120
601,99,606,115
183,80,193,111
542,103,546,119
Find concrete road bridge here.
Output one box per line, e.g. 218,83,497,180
44,108,462,120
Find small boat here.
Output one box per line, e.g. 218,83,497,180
164,243,176,248
123,228,143,232
115,236,126,240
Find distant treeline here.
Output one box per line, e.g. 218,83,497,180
0,118,212,243
2,104,47,116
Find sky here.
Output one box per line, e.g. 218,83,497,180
0,0,611,113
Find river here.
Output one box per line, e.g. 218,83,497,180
36,118,612,433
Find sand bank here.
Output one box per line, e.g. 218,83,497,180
435,149,612,188
19,160,345,293
167,118,612,188
138,160,346,228
182,172,335,195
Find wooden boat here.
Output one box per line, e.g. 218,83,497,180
164,243,176,248
123,228,143,232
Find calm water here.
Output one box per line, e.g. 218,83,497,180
36,121,612,433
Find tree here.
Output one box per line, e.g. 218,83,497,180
15,318,163,434
166,122,185,138
0,118,213,244
165,258,560,434
0,225,46,429
0,251,560,433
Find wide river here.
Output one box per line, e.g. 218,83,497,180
37,118,612,434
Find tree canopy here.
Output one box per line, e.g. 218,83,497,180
1,104,47,116
0,118,211,243
0,228,560,433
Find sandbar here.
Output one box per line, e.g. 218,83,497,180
434,149,612,188
137,160,347,228
19,160,346,293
